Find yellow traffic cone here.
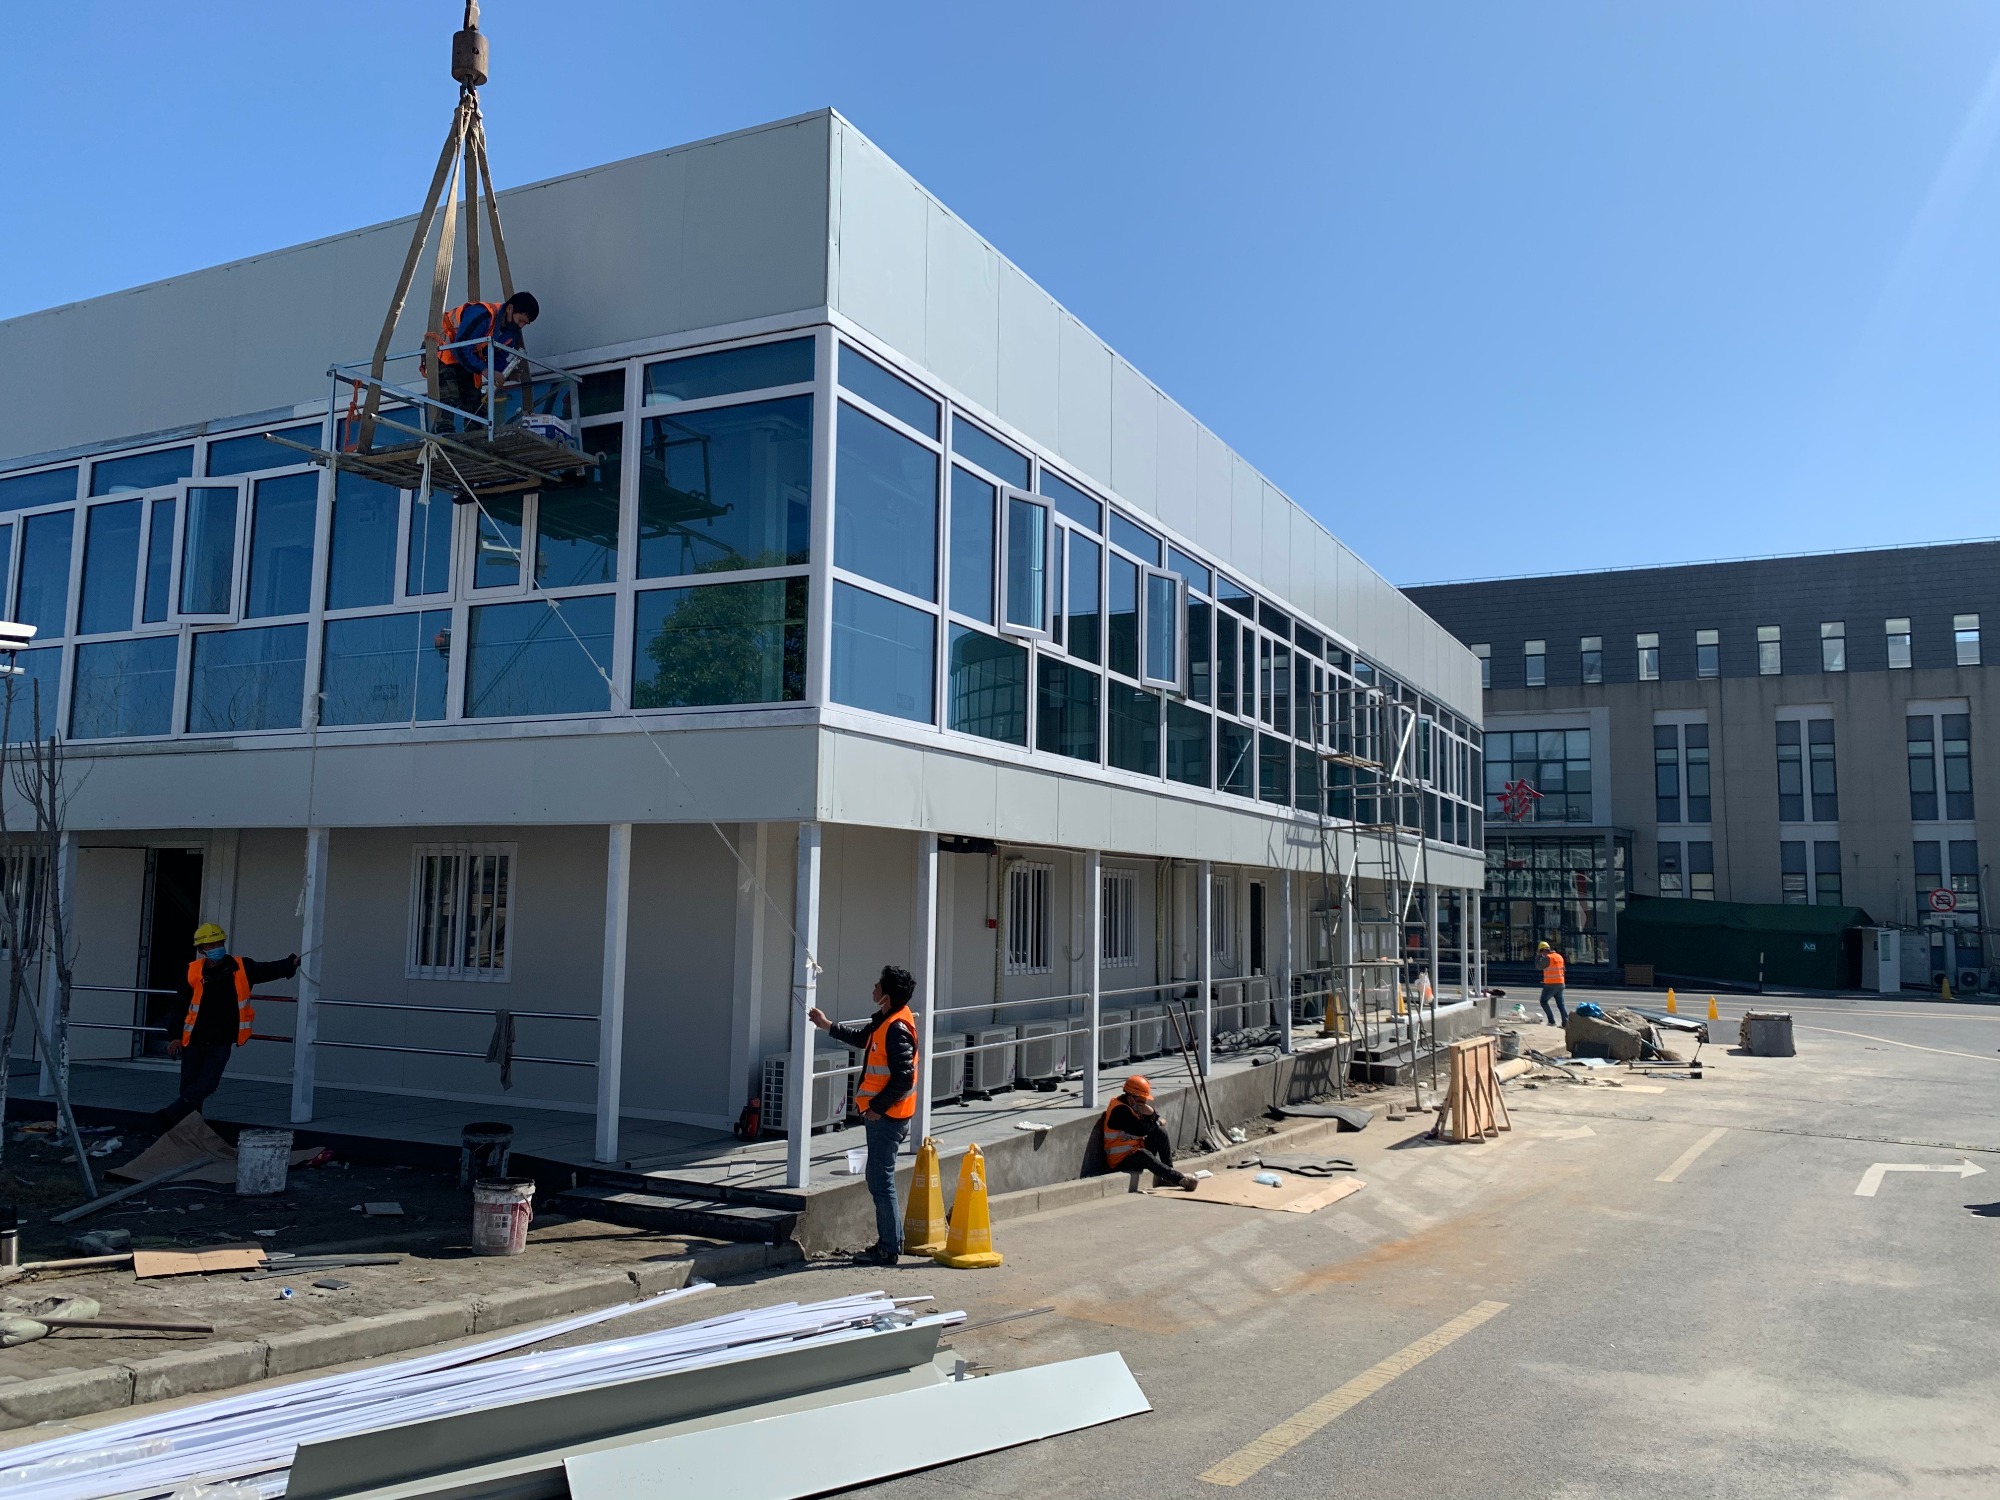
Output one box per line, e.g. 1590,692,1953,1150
934,1144,1003,1269
1395,985,1407,1017
1942,974,1954,1001
1707,996,1719,1021
1666,989,1678,1015
903,1137,947,1255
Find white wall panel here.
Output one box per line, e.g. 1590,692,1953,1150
1056,314,1113,479
923,203,1000,411
1194,426,1235,562
832,125,929,363
1154,402,1199,539
1229,456,1263,580
996,264,1061,442
1260,481,1293,602
1110,359,1159,517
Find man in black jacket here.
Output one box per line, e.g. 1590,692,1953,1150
1099,1074,1198,1189
809,965,918,1265
154,923,298,1131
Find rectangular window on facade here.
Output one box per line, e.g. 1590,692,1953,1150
464,595,616,719
1000,491,1052,637
1166,701,1210,787
410,844,512,980
92,446,194,497
535,429,620,590
204,425,321,479
1107,555,1140,678
1,651,61,744
1820,621,1845,672
1950,840,1982,923
1885,617,1912,670
1654,723,1681,824
69,637,177,740
1685,722,1711,821
644,338,813,404
947,468,995,623
1005,861,1051,974
633,578,807,709
1580,636,1602,684
320,610,452,726
1211,874,1233,961
17,510,74,638
1524,639,1546,687
1036,657,1099,763
1914,840,1944,913
1186,597,1212,706
1688,840,1714,899
1814,840,1842,906
406,491,453,598
946,626,1027,745
473,495,525,592
0,466,77,510
1108,685,1162,776
243,473,319,619
1474,643,1490,689
1781,840,1808,904
1258,733,1289,805
1218,721,1254,797
1040,470,1101,532
1776,720,1803,822
142,498,176,623
326,474,399,612
835,404,937,601
1695,629,1719,679
177,484,239,619
830,582,934,725
187,623,307,733
1757,624,1781,675
1943,713,1974,820
951,417,1030,490
1908,715,1938,820
838,346,939,438
1637,632,1659,681
1658,840,1683,897
1102,868,1136,968
78,500,143,635
1142,569,1183,688
639,396,812,580
1955,613,1981,666
1809,719,1838,820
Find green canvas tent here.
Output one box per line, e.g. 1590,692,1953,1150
1617,895,1875,990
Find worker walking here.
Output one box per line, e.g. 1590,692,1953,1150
1536,940,1568,1025
1099,1075,1199,1190
808,965,919,1266
432,291,540,430
153,925,298,1132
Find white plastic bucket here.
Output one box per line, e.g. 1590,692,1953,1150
471,1178,536,1256
845,1148,867,1175
234,1129,293,1197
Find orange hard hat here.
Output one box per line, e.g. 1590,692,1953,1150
1122,1074,1153,1100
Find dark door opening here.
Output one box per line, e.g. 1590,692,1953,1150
1249,881,1266,975
137,849,203,1057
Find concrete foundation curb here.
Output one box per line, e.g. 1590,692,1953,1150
0,1240,801,1430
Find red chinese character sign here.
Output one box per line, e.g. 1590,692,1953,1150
1498,778,1542,823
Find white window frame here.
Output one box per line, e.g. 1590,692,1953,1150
997,488,1054,642
1140,566,1186,691
1757,624,1781,676
1695,628,1719,679
1820,621,1846,673
1955,613,1981,666
1885,617,1912,671
408,842,516,981
1523,639,1546,687
169,478,247,624
1005,860,1052,974
1637,632,1660,681
1210,873,1234,962
1102,867,1137,968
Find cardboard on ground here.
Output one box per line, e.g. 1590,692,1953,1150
1154,1173,1367,1214
109,1113,316,1186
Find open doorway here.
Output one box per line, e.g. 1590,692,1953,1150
136,848,202,1057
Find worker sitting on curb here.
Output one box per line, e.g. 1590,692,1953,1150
153,924,298,1132
1100,1075,1199,1190
1536,940,1568,1025
808,965,919,1267
433,291,540,431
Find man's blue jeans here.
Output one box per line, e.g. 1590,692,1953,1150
1540,984,1568,1025
863,1112,910,1253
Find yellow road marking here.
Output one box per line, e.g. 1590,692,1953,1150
1655,1126,1728,1182
1794,1025,2000,1064
1198,1300,1508,1487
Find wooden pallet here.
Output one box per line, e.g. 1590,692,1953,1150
1435,1035,1512,1143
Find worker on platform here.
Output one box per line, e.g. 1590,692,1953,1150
1536,940,1568,1026
808,965,919,1266
153,924,298,1131
1099,1075,1199,1190
433,291,540,430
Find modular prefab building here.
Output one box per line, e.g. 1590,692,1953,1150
0,111,1482,1182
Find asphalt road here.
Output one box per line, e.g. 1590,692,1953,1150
696,989,2000,1500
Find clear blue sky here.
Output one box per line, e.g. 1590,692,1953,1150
6,2,1999,585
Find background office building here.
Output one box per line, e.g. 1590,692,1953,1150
0,111,1482,1184
1406,541,1996,988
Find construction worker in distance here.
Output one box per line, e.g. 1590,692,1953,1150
1536,940,1568,1026
153,924,298,1132
1099,1075,1199,1190
433,290,540,432
808,965,919,1267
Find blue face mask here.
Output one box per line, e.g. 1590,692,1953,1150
203,946,228,961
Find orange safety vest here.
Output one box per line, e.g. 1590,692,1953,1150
435,301,501,382
1101,1101,1147,1168
855,1005,918,1120
182,957,254,1048
1540,951,1567,986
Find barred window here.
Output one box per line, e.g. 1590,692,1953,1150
409,844,513,980
1005,861,1051,975
1102,867,1137,968
0,849,46,952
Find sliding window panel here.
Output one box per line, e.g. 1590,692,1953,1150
16,510,75,639
187,624,308,732
632,577,807,708
834,404,938,601
175,482,241,620
463,595,616,718
830,582,935,723
243,472,319,618
320,610,452,725
639,396,813,578
404,491,454,597
70,637,177,739
326,473,401,611
78,500,143,635
536,424,621,589
947,626,1028,745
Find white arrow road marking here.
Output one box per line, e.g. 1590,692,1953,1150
1656,1126,1728,1183
1854,1159,1987,1197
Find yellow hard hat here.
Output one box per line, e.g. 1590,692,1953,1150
192,923,226,949
1536,941,1550,950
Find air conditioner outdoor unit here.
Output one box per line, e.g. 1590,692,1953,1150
760,1047,851,1134
1130,1003,1166,1057
1016,1020,1068,1083
1211,994,1243,1035
1238,997,1273,1029
930,1033,971,1104
970,1028,1016,1094
1098,1008,1132,1066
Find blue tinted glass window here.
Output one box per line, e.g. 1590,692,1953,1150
474,495,525,589
1166,702,1210,787
1217,576,1255,620
205,425,321,478
244,473,317,618
831,582,935,723
188,624,307,732
1108,513,1160,565
1259,734,1290,804
70,637,177,739
179,485,237,615
1107,556,1139,677
1260,603,1292,638
1108,685,1161,776
1067,534,1101,664
632,578,807,708
1035,658,1099,762
142,499,175,623
643,337,814,403
327,474,399,611
948,467,996,623
1003,496,1049,632
91,447,194,496
78,501,142,635
464,595,615,718
536,424,620,589
1219,721,1254,797
836,404,937,600
17,510,75,637
0,649,62,742
320,610,450,725
1039,471,1101,532
947,626,1027,745
839,347,939,438
1168,547,1211,595
0,467,78,512
638,396,812,578
405,492,453,597
951,417,1029,489
580,369,626,419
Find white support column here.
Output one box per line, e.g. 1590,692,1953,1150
1083,849,1103,1109
36,832,78,1100
1426,882,1441,1006
1341,867,1357,1031
1278,868,1294,1054
913,832,939,1148
728,823,769,1120
1196,860,1214,1076
1459,888,1472,1002
787,823,822,1190
289,827,330,1124
594,823,632,1165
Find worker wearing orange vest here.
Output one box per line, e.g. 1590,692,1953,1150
1536,941,1569,1025
809,965,919,1266
432,291,539,431
154,924,298,1132
1100,1075,1198,1190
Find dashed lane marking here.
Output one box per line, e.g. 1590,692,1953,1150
1655,1126,1728,1183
